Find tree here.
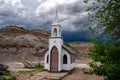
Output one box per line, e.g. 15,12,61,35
84,0,120,80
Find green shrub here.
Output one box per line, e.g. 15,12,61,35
0,76,16,80
33,65,44,71
2,70,10,76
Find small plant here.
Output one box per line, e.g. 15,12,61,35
19,71,32,74
0,70,16,80
30,73,33,76
33,65,44,71
1,70,10,76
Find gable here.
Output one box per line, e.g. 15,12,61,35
62,45,78,55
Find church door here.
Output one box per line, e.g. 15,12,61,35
50,46,58,72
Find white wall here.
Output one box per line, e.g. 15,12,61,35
62,49,76,71
45,46,76,71
44,38,76,71
45,38,63,71
44,51,49,70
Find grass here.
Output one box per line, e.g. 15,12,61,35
33,65,45,71
0,70,16,80
18,65,44,76
1,70,10,76
19,70,34,74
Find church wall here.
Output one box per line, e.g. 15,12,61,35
48,38,63,71
44,51,49,70
62,49,76,70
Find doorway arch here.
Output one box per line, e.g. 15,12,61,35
50,46,58,71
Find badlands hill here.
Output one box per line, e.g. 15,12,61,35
0,25,93,63
0,25,49,63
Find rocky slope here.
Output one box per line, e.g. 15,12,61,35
0,26,49,63
67,42,93,61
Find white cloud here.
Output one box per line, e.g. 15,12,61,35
2,0,27,18
4,0,22,7
35,0,78,16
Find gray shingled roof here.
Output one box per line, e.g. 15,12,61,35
62,45,79,56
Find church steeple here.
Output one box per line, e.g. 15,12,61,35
51,9,62,38
54,9,59,23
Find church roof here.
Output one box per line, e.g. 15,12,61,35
62,45,79,56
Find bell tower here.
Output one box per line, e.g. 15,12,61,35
51,10,62,38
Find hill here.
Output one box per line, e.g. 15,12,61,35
0,25,49,63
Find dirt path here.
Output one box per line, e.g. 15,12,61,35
62,68,104,80
62,63,104,80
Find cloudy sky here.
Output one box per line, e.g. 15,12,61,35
0,0,95,42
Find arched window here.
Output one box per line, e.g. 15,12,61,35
63,54,67,64
54,28,57,37
47,55,49,63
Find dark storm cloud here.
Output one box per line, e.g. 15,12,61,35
66,2,90,14
71,15,90,29
62,30,91,42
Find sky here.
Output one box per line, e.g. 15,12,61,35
0,0,96,42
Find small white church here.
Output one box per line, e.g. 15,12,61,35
44,11,77,72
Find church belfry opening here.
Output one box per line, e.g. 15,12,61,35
53,28,57,37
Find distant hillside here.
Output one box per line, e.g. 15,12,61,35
0,25,49,63
67,42,93,60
